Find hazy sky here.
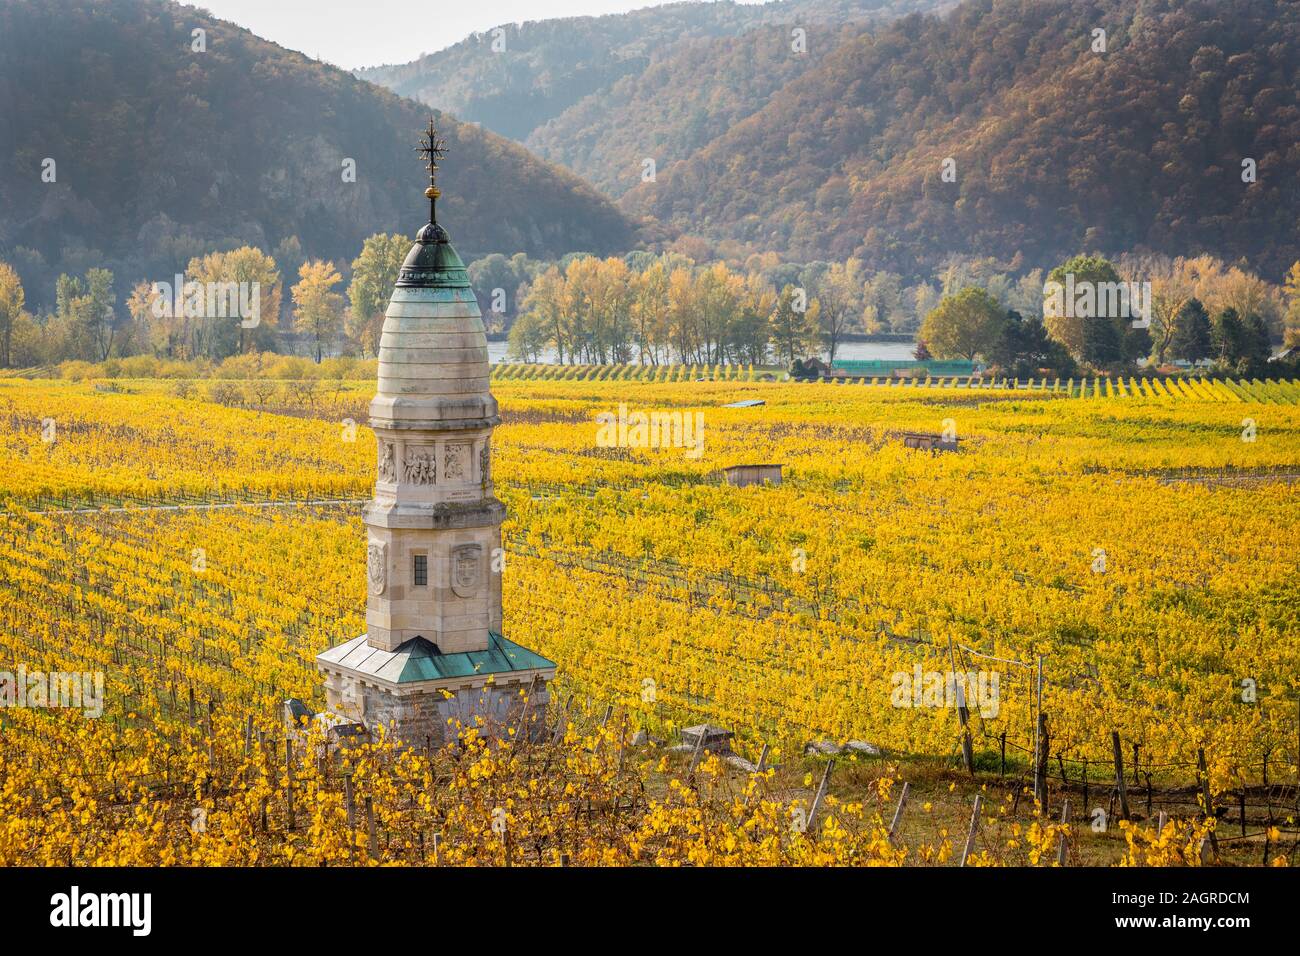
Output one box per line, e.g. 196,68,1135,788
186,0,756,70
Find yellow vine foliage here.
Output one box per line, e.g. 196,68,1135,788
0,376,1296,864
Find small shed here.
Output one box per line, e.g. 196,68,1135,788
901,432,961,453
313,712,369,746
723,463,783,487
284,697,314,728
681,724,735,755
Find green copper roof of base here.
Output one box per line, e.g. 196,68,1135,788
318,632,555,684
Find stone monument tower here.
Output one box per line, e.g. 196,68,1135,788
316,121,554,745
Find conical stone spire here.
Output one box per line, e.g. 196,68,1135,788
314,121,554,746
363,123,503,653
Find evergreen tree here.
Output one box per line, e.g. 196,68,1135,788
1240,312,1272,371
1168,298,1212,362
1212,308,1246,364
1082,313,1122,368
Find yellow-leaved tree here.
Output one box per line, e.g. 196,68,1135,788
0,260,26,368
292,260,344,363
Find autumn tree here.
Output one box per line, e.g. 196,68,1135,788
769,284,819,366
728,274,775,365
815,260,865,366
518,267,571,364
1044,255,1121,359
292,261,344,363
920,287,1004,361
505,308,550,363
186,247,282,357
630,261,670,364
1284,261,1300,347
347,234,407,357
0,262,25,368
693,263,746,366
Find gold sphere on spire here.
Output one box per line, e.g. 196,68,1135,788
425,186,441,200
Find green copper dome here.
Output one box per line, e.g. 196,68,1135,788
395,221,472,289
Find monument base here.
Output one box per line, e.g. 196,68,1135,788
316,632,555,748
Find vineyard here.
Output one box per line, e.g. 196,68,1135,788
0,376,1297,865
492,363,1300,403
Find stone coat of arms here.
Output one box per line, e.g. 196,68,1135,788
451,544,482,598
367,541,387,595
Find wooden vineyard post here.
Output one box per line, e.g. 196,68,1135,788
366,796,378,862
344,771,356,864
1197,748,1218,859
1056,799,1070,866
285,737,295,831
956,682,974,777
947,636,974,775
688,726,707,774
1032,655,1044,806
1034,712,1050,815
961,795,982,867
888,782,911,843
1112,731,1130,821
806,758,835,838
754,742,770,775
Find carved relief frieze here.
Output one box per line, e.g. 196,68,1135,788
403,444,437,485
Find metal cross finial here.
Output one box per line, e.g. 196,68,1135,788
414,119,447,222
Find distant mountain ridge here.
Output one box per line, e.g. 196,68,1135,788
356,0,951,145
363,0,1298,280
0,0,636,305
622,0,1300,277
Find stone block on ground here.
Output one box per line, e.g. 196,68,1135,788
845,740,882,756
680,723,735,754
803,739,843,756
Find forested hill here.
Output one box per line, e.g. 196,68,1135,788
355,0,950,144
526,18,877,199
621,0,1300,278
0,0,637,304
